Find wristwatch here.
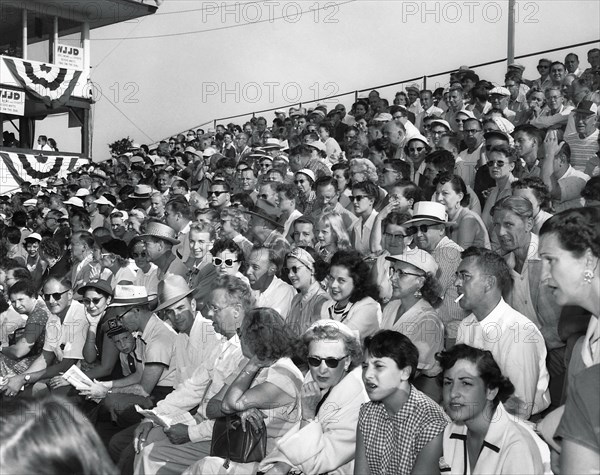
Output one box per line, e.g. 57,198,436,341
23,374,31,384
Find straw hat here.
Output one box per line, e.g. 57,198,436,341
155,275,194,312
386,248,439,276
108,284,149,307
139,222,180,245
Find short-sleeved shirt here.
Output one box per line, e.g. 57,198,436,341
42,300,89,360
358,386,448,475
139,314,177,388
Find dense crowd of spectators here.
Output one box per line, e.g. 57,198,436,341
0,48,599,475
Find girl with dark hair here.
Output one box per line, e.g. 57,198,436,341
320,250,381,341
355,330,448,475
435,172,490,249
382,249,445,402
284,246,331,336
209,238,248,284
438,344,545,474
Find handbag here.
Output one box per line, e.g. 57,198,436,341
210,414,267,469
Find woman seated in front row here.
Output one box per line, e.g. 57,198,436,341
258,319,368,475
184,307,304,475
438,344,546,475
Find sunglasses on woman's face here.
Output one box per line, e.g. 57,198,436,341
132,252,147,258
307,355,348,368
349,195,369,202
487,160,506,168
283,265,306,275
83,297,104,307
213,257,238,267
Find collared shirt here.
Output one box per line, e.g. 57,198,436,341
456,144,483,188
381,299,444,376
442,402,545,475
287,281,331,336
431,237,468,340
456,298,550,418
350,210,379,255
42,300,88,360
359,386,448,475
564,129,600,177
153,333,246,442
253,276,296,320
173,313,220,387
139,313,177,388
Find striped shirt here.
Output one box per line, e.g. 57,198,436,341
564,129,599,177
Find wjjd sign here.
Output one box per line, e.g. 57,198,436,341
0,150,89,194
55,44,84,71
0,88,25,116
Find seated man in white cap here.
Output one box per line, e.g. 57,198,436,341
140,221,188,279
130,275,255,475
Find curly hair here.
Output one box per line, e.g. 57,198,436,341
420,273,444,308
329,250,379,303
241,307,301,361
302,321,363,368
349,158,379,184
220,207,249,233
40,237,62,260
436,344,515,409
318,213,351,250
539,207,600,259
511,177,552,212
364,330,419,381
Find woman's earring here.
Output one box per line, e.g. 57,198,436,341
583,269,594,284
414,289,422,299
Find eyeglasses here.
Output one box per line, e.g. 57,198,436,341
208,191,226,197
383,232,407,242
43,290,69,302
408,147,425,153
213,257,238,267
406,224,434,235
83,297,104,307
132,252,147,258
389,267,424,278
283,265,307,275
307,355,348,368
464,128,481,135
487,160,506,168
349,195,370,202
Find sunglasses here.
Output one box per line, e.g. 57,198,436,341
307,355,348,368
213,257,238,267
408,147,425,153
487,160,506,168
83,297,104,307
407,224,434,235
208,191,226,197
349,195,370,202
283,265,306,275
43,290,69,302
132,252,147,258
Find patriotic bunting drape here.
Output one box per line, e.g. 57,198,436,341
0,151,88,193
3,57,82,108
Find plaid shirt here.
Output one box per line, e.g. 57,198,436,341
358,386,448,475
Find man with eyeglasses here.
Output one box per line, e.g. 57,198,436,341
132,275,254,475
0,277,88,398
207,180,231,211
456,116,484,188
404,202,467,348
245,247,295,319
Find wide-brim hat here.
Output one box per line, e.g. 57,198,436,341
429,119,451,130
94,195,115,207
155,275,195,312
108,284,149,308
23,199,38,207
128,184,153,199
244,199,284,229
90,169,108,180
262,138,284,150
403,201,448,226
574,100,598,116
306,140,326,154
386,248,439,276
405,84,420,94
139,221,180,244
77,278,113,297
